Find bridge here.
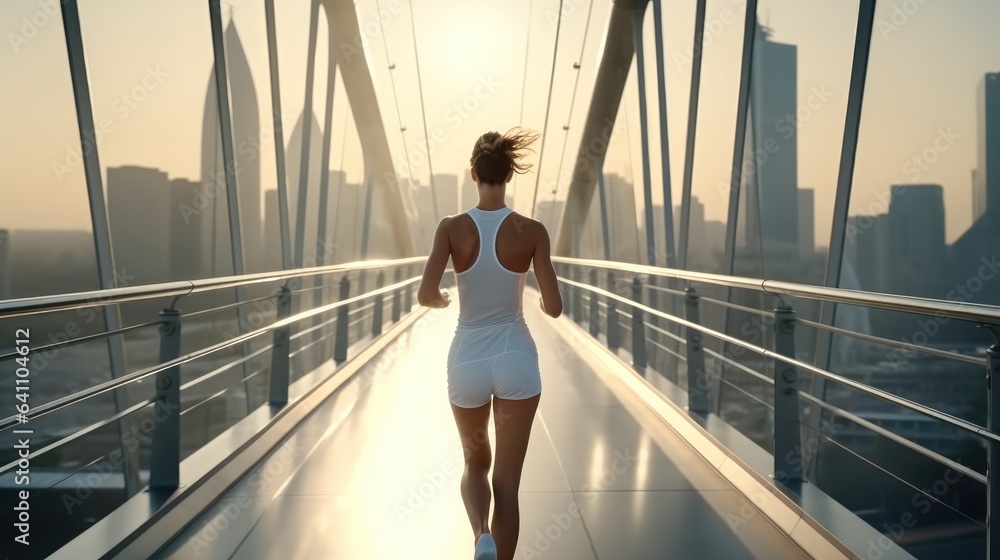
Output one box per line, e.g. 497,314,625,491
1,0,999,559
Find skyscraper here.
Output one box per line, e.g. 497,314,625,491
748,24,799,256
434,173,459,217
263,189,281,270
798,188,815,256
201,22,262,273
0,229,9,299
169,178,206,281
973,72,1000,221
888,184,946,295
284,109,325,265
107,166,172,284
460,171,477,211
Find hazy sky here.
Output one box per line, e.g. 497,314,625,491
1,0,998,246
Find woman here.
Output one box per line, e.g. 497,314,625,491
417,128,563,560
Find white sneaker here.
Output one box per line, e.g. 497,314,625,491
474,534,497,560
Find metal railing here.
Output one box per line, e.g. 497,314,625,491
0,257,426,550
553,255,1000,558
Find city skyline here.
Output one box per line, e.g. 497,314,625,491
2,1,1000,250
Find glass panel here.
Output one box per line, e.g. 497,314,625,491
225,1,283,273
718,0,860,449
683,0,747,275
826,1,1000,554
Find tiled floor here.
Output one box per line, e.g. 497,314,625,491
155,291,810,559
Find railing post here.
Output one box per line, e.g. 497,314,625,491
685,287,709,415
565,267,574,319
589,269,599,336
373,271,385,337
268,285,291,406
392,268,402,322
403,265,413,312
607,272,620,350
773,304,802,489
987,342,1000,559
150,308,181,491
572,267,583,323
631,276,648,370
334,276,350,364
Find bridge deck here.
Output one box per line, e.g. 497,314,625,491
155,290,809,559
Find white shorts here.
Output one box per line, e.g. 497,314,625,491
447,319,541,408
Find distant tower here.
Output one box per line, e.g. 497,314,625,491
201,21,261,274
284,110,325,265
262,189,282,270
0,229,9,299
434,174,460,217
798,188,815,256
460,171,477,211
888,184,946,295
973,72,1000,222
107,166,172,284
748,21,799,259
169,178,206,280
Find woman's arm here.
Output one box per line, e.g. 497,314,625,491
417,217,452,308
532,223,563,318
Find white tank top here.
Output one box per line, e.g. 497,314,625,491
455,206,527,328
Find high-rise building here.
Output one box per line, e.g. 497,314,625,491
0,229,9,299
888,184,946,295
169,178,206,281
974,72,1000,221
263,189,282,270
201,22,262,273
107,166,172,284
605,173,640,263
798,188,815,256
284,109,325,265
460,171,477,211
749,24,799,255
434,174,459,217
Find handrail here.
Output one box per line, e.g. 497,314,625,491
0,274,422,432
558,276,1000,445
553,256,1000,325
0,257,425,319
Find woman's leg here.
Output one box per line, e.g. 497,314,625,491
451,400,493,546
490,394,541,560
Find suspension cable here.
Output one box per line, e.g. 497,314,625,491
407,0,440,219
529,0,566,219
512,0,533,207
548,0,596,225
375,0,422,235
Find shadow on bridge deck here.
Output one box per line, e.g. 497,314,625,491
154,288,809,560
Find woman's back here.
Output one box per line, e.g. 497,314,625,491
449,207,540,328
